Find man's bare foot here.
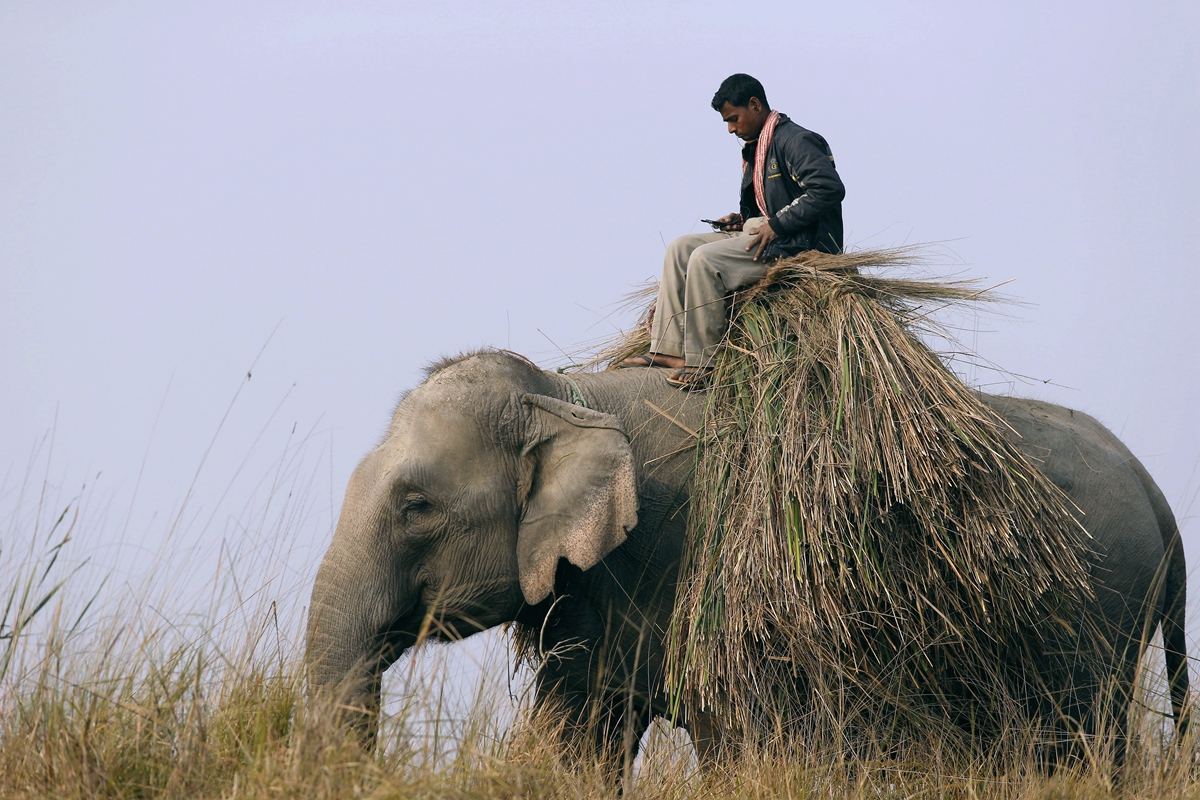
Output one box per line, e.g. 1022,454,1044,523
619,352,685,369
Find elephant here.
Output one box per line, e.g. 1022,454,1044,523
305,349,1189,767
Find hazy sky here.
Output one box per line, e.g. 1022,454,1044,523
3,0,1199,663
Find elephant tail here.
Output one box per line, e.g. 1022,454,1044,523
1132,456,1191,738
1161,515,1191,739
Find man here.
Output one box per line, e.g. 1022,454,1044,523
622,74,845,389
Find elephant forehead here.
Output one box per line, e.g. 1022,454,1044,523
390,377,500,430
381,401,509,487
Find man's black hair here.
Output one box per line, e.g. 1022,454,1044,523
711,74,769,112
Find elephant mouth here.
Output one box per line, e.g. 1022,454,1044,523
412,579,521,643
370,602,488,665
383,596,500,654
361,580,521,674
364,600,426,670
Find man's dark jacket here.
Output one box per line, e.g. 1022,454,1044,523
739,113,845,259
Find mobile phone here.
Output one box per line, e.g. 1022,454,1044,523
701,218,733,228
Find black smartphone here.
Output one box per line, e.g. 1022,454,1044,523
701,218,734,228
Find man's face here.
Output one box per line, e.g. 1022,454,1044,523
719,98,769,141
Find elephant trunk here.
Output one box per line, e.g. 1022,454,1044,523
305,509,416,738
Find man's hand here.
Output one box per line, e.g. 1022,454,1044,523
746,220,778,260
712,213,742,231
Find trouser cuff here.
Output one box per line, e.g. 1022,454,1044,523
684,348,719,369
650,337,684,358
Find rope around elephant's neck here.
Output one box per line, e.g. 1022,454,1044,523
558,372,589,408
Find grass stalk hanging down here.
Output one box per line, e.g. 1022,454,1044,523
604,248,1103,747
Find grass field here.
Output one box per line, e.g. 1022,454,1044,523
2,459,1197,799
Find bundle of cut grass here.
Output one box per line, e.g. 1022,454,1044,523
609,248,1101,744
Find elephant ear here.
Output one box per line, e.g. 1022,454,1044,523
516,394,639,605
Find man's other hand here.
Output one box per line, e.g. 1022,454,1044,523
746,220,778,260
713,213,742,231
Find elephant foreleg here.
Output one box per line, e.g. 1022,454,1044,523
531,661,652,782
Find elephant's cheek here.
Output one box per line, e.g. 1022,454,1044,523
419,531,524,634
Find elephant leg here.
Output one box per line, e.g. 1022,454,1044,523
1075,620,1148,777
682,708,731,772
599,696,654,786
1090,651,1137,779
1036,637,1135,779
532,657,653,781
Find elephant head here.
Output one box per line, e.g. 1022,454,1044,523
305,354,639,730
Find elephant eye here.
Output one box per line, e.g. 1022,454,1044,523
400,495,432,522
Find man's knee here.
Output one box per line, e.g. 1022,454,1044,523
664,238,698,282
667,234,710,264
666,235,691,257
686,242,725,278
690,236,768,291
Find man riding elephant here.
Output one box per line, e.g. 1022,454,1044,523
622,73,846,389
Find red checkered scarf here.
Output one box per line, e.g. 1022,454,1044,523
741,110,781,217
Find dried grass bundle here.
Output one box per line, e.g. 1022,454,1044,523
609,248,1101,743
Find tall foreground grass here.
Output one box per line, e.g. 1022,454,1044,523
2,445,1198,798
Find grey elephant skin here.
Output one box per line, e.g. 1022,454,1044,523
306,351,1189,761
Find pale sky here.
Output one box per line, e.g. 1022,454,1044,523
3,1,1199,688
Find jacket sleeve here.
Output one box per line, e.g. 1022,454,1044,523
767,131,846,236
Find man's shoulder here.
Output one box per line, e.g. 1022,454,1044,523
773,115,831,151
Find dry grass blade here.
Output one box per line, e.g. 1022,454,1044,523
576,281,658,371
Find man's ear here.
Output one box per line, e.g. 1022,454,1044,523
516,394,639,605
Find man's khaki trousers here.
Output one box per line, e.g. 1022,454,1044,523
649,228,771,367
